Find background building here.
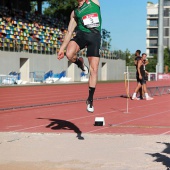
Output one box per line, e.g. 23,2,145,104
146,0,170,58
146,2,159,57
0,4,125,83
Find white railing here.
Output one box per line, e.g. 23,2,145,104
126,66,157,81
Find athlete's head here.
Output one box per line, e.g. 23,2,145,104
142,53,147,61
135,50,141,56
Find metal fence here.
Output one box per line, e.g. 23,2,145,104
0,38,125,60
0,38,57,55
29,71,45,82
126,66,136,80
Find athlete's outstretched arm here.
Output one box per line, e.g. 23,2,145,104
58,11,77,60
92,0,100,6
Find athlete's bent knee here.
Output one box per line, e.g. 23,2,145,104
66,51,76,62
66,51,72,60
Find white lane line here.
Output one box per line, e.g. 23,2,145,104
9,97,170,133
161,131,170,135
85,109,170,134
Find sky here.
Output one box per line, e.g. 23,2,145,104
99,0,158,53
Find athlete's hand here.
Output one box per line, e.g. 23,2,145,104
57,50,64,60
139,75,142,80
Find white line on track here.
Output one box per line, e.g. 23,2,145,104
85,109,170,133
11,110,118,132
161,131,170,135
11,98,170,134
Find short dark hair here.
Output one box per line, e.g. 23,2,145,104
142,53,147,56
136,50,141,55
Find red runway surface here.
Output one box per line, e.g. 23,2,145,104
0,81,170,136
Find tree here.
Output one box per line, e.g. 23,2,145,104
146,56,157,72
125,49,132,65
147,1,154,4
30,1,37,13
146,48,170,73
43,0,77,22
164,48,170,73
112,49,131,60
30,1,45,14
101,29,111,50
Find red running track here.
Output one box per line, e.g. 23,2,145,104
0,81,170,138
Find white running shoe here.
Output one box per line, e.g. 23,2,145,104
132,97,140,100
146,96,153,100
78,57,89,75
86,100,94,113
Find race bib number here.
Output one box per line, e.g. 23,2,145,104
82,13,100,28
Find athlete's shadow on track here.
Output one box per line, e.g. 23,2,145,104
37,118,84,140
146,142,170,169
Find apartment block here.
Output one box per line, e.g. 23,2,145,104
146,0,170,57
146,2,158,57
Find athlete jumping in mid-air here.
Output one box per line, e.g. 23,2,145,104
58,0,102,113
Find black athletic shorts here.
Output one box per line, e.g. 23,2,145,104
71,30,101,57
137,76,146,85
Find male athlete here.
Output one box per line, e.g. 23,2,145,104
134,50,143,99
132,53,153,100
134,50,141,66
58,0,102,113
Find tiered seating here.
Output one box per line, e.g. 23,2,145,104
0,6,69,54
0,6,118,60
100,50,118,59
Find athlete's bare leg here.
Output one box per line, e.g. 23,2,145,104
132,83,142,100
66,41,80,62
66,41,89,74
88,57,100,87
135,83,142,94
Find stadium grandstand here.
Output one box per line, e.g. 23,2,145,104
0,0,119,58
0,4,69,55
0,0,126,84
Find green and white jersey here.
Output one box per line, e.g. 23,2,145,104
74,0,102,33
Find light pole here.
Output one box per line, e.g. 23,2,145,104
158,0,164,73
